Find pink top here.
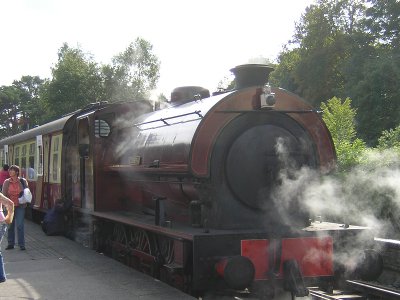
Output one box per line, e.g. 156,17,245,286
0,170,9,185
6,179,21,207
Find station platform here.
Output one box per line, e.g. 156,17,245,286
1,220,195,300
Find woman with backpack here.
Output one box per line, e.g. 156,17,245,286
1,165,28,251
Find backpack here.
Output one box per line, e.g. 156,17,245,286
42,201,66,236
18,178,32,204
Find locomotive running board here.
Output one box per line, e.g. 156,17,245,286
75,208,194,241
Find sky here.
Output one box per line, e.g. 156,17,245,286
0,0,314,98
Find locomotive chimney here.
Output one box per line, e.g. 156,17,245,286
230,64,274,89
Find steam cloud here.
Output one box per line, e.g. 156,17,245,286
113,101,153,159
272,139,400,239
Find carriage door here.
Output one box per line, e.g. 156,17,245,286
33,136,44,209
77,116,94,210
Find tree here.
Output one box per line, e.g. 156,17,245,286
273,0,400,145
40,43,105,121
365,0,400,49
0,76,45,138
346,54,400,144
103,37,160,102
378,125,400,152
269,48,301,92
272,1,368,106
0,86,23,138
12,76,45,129
321,97,366,171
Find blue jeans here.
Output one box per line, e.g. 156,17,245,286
0,223,8,281
7,205,25,248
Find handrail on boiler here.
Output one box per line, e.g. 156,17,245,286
133,110,203,129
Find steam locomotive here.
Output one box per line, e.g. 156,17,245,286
0,64,382,299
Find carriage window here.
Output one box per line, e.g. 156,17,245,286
29,143,35,156
36,134,43,176
37,145,43,176
21,156,27,174
52,153,59,181
21,145,27,176
28,143,36,180
54,136,59,151
14,147,20,166
95,119,111,137
53,137,59,181
50,135,62,183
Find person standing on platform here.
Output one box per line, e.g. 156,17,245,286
0,192,14,282
2,165,28,250
0,165,9,192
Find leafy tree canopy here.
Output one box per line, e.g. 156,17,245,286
365,0,400,48
321,96,366,171
40,43,105,122
347,54,400,144
0,86,22,137
0,37,160,138
13,76,45,129
378,125,400,152
104,37,160,102
273,0,400,145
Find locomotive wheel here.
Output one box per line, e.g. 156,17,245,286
128,228,159,277
130,229,155,255
112,223,129,262
156,235,174,264
113,223,128,244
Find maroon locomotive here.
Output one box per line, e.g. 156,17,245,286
0,64,382,299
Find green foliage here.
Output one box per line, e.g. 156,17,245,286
321,96,400,234
321,97,357,142
40,43,105,122
321,97,366,170
269,48,301,92
273,0,400,145
0,76,46,139
283,0,367,105
347,54,400,145
377,125,400,152
365,0,400,48
12,76,45,129
105,37,160,102
0,86,22,137
0,38,160,136
335,138,367,171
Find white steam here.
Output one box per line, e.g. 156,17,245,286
272,140,400,239
113,101,153,160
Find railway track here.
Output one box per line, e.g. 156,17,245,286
310,237,400,300
309,280,400,299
